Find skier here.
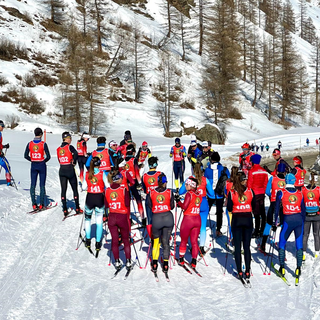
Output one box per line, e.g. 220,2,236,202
82,156,108,253
302,173,320,261
105,170,132,271
247,154,268,238
200,141,213,169
175,176,202,269
0,120,12,186
227,172,255,281
255,144,259,153
187,139,203,174
169,138,186,191
136,141,152,168
204,151,230,237
57,132,82,216
179,162,214,255
86,137,111,173
263,148,291,176
306,138,310,147
124,144,146,227
260,163,287,253
277,140,282,150
224,166,240,243
273,173,305,280
142,156,162,225
108,140,124,170
265,143,270,151
239,143,255,176
146,173,174,274
24,127,51,210
291,156,306,190
118,132,136,158
77,132,90,182
260,142,264,152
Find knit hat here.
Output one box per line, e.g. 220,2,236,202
34,127,43,136
62,131,71,140
190,140,197,146
109,140,117,147
277,163,286,173
251,154,261,164
126,144,135,153
210,151,220,162
273,148,281,156
285,173,296,185
202,141,209,147
175,138,180,144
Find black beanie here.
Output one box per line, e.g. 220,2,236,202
34,127,43,136
211,152,220,162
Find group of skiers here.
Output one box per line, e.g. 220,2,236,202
1,121,319,284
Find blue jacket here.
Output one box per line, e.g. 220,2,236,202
204,162,230,199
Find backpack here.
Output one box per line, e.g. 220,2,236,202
214,167,228,197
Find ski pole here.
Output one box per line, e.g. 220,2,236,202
197,245,208,266
144,242,152,269
173,203,178,265
132,238,142,269
267,230,277,275
264,229,275,275
2,156,17,190
76,213,85,250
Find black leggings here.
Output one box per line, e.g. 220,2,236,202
208,197,224,232
303,216,320,252
59,165,79,210
231,215,253,274
253,194,266,234
152,211,174,260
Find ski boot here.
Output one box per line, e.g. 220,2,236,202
238,271,243,280
114,259,122,271
32,204,39,211
162,260,169,273
126,259,132,271
191,258,197,269
39,204,44,210
178,257,185,266
85,238,91,248
315,251,319,258
76,207,83,214
151,260,158,273
279,265,285,277
245,272,250,279
302,252,306,264
295,267,301,278
95,241,102,251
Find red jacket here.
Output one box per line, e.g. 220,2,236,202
247,164,268,195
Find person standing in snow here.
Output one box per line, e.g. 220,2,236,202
24,127,51,210
239,143,255,177
57,132,82,216
175,176,202,269
146,173,174,274
247,154,268,238
136,141,152,168
187,139,203,174
179,162,215,255
273,173,305,280
0,120,12,186
263,148,291,176
265,143,270,151
291,156,306,191
200,141,213,169
278,140,282,150
169,138,186,191
86,137,111,173
260,142,264,152
204,152,230,237
302,172,320,262
77,132,90,182
142,156,162,225
82,157,108,254
105,170,132,271
227,172,255,280
306,138,310,147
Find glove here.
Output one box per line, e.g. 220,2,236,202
271,224,277,232
136,183,143,191
174,193,181,202
3,143,9,149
